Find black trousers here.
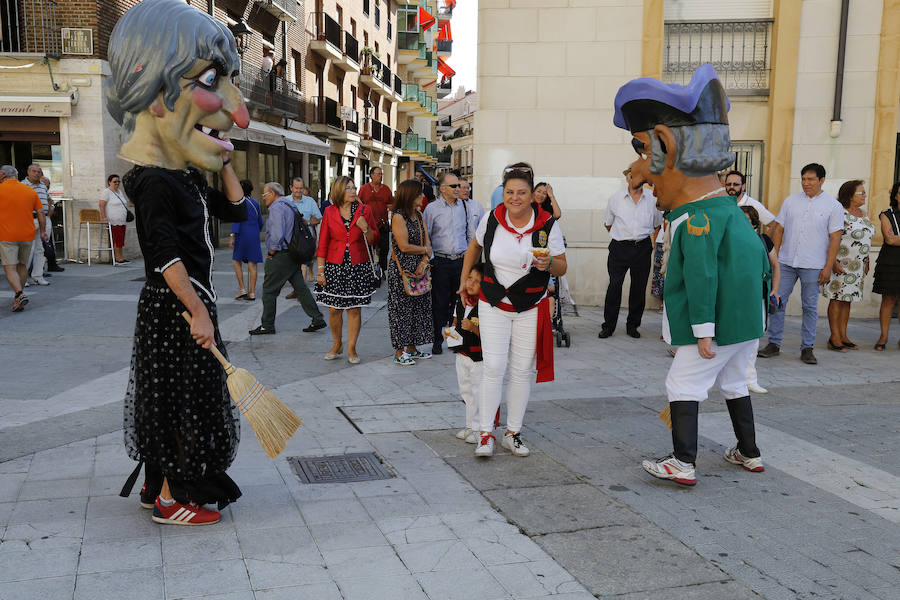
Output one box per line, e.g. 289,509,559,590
431,256,463,348
603,237,653,332
376,223,390,272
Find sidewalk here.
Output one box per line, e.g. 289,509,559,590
1,251,898,599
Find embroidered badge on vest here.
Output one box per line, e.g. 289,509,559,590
538,230,548,247
685,214,710,236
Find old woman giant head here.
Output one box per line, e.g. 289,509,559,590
105,0,249,171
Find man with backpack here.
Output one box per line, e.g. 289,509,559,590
250,182,327,335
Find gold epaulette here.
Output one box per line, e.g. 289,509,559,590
685,213,710,236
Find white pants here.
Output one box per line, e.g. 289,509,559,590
666,339,756,403
478,300,537,433
456,354,483,430
746,338,760,387
29,219,44,278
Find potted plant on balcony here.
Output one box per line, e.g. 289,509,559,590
360,46,382,77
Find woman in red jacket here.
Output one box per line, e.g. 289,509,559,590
315,176,378,363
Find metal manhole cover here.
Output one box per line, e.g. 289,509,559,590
287,452,394,484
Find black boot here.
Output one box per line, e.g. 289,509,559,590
669,401,699,465
726,396,760,458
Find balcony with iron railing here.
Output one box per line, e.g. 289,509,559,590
1,0,61,56
361,54,393,98
238,60,301,117
344,31,359,65
380,64,392,89
394,130,402,149
309,12,343,62
394,74,403,96
308,95,358,140
382,123,392,147
663,19,773,95
256,0,297,23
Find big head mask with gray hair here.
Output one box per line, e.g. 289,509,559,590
105,0,249,171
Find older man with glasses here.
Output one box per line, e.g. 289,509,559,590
424,171,472,355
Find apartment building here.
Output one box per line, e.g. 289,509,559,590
475,0,900,317
437,89,476,180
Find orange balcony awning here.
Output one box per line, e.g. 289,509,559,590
437,19,452,41
437,57,455,77
418,6,436,30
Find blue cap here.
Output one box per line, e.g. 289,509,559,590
613,64,730,133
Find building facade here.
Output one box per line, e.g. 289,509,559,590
0,0,445,260
437,88,476,180
474,0,900,317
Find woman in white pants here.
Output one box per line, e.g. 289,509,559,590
457,163,567,457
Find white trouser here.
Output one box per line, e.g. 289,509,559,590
477,300,537,433
746,338,760,386
29,219,44,278
456,354,483,430
666,339,756,403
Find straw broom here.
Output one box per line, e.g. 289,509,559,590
182,312,302,458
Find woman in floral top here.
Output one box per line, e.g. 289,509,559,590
823,180,875,351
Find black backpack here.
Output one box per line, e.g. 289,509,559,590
286,204,316,264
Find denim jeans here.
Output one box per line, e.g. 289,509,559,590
766,263,820,349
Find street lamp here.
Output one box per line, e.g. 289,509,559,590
230,20,253,55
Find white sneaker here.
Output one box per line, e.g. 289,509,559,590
747,383,768,394
641,454,697,486
464,430,478,444
724,447,765,472
33,277,50,286
474,433,495,457
455,427,472,440
501,432,530,457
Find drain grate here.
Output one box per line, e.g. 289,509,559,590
287,452,394,484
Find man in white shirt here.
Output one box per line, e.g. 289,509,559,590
758,163,843,365
21,164,53,285
599,167,663,339
724,170,775,234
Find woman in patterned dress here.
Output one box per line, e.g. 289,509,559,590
315,177,378,364
388,179,434,365
823,180,875,351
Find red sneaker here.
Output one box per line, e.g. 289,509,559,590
152,497,220,526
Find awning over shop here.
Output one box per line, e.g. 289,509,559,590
437,57,456,78
282,129,329,157
228,120,330,156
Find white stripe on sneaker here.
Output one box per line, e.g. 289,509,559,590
170,507,187,521
177,509,196,522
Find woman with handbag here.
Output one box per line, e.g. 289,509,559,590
388,179,434,365
315,176,378,364
99,173,132,264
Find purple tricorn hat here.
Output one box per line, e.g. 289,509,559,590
613,64,730,134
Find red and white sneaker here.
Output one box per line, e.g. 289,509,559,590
724,447,765,472
474,433,495,457
641,454,697,486
152,497,221,526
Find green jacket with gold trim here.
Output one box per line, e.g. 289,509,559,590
664,196,771,347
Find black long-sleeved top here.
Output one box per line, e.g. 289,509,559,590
123,166,247,301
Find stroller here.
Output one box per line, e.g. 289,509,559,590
551,274,577,347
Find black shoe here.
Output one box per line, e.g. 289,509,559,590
48,265,65,272
44,273,52,277
431,344,443,355
757,343,780,358
303,321,327,333
626,328,640,339
598,328,613,339
800,347,817,365
249,325,276,335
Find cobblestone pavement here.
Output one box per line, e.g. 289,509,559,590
1,250,898,599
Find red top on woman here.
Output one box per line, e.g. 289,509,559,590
316,203,379,265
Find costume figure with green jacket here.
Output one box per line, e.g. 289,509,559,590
613,64,771,487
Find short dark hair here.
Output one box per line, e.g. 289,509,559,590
502,162,534,191
740,205,760,229
240,179,253,196
890,181,900,211
725,170,745,185
107,174,120,184
470,262,484,277
291,176,304,187
837,179,864,209
801,163,826,179
369,166,382,177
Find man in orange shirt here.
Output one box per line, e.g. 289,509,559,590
358,166,394,278
0,165,47,311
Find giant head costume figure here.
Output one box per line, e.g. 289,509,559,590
613,65,733,211
106,0,250,172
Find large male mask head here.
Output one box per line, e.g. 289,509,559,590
105,0,249,172
613,65,734,212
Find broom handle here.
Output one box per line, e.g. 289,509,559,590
180,311,232,370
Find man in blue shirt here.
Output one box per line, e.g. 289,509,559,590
284,177,321,283
249,182,327,335
424,171,472,354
